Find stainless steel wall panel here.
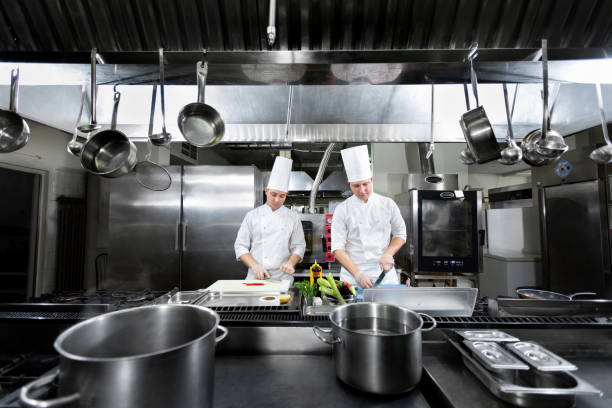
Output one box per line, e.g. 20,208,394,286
108,167,182,290
181,166,261,289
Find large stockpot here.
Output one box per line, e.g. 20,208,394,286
20,304,228,408
313,302,436,395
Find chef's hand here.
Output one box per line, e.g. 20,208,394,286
280,262,295,274
355,271,373,289
252,264,270,280
379,253,395,271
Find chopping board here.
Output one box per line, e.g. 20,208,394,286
205,280,291,294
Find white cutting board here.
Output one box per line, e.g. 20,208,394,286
205,280,291,294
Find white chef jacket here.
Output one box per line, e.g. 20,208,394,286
331,193,407,287
234,204,306,284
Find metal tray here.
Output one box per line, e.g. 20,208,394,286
456,329,519,342
195,291,284,307
167,290,206,304
448,338,603,407
362,287,478,316
463,340,529,372
506,341,578,372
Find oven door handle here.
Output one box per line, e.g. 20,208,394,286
478,229,486,246
20,369,80,407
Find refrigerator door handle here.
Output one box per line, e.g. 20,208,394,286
182,223,187,251
175,223,180,251
478,229,486,246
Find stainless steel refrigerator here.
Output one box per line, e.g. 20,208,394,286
533,148,611,298
107,166,263,291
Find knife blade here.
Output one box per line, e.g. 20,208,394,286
373,269,387,287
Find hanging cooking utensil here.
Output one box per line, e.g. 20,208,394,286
589,83,612,164
534,40,568,158
67,83,89,156
498,83,522,165
0,68,30,153
77,49,101,134
150,48,171,146
177,52,225,147
134,84,172,191
522,40,567,166
425,83,435,160
80,87,137,178
459,83,476,165
459,43,501,164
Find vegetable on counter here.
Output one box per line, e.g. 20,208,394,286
326,273,346,305
293,281,318,306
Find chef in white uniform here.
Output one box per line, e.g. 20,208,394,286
234,156,306,284
331,145,407,289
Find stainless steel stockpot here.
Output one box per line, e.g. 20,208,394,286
314,302,436,395
20,304,228,408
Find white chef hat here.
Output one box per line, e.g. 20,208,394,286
341,145,372,182
267,156,293,192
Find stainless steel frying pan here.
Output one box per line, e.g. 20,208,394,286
516,288,596,301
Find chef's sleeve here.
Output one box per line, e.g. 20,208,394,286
289,217,306,259
390,201,407,241
234,213,252,260
330,205,347,252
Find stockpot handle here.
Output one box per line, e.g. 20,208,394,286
313,326,341,344
20,370,80,408
419,313,437,332
216,324,229,343
9,68,19,112
197,51,208,104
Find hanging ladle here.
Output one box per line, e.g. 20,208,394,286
499,83,522,165
534,39,568,158
67,83,88,156
459,83,476,165
425,82,435,160
77,49,101,133
589,83,612,164
149,48,171,146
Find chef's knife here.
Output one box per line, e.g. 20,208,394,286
373,269,387,287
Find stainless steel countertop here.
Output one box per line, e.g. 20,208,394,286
214,354,431,408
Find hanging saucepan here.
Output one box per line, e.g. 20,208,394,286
0,68,30,153
80,88,137,178
522,39,568,166
516,288,596,301
459,43,501,164
177,56,225,147
589,83,612,164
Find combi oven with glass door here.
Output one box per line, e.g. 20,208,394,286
410,189,484,274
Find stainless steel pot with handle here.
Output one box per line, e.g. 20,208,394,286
313,302,436,395
80,88,137,178
0,68,30,153
20,304,228,408
459,44,501,164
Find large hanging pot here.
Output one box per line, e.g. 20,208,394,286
0,68,30,153
20,304,228,408
313,302,436,395
459,43,501,164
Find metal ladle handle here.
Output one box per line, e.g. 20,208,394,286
147,84,158,161
595,83,611,146
426,83,435,159
541,39,550,140
159,48,167,135
90,48,97,126
9,68,19,112
502,83,515,143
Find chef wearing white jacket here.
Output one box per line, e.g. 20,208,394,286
234,156,306,284
331,145,407,289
